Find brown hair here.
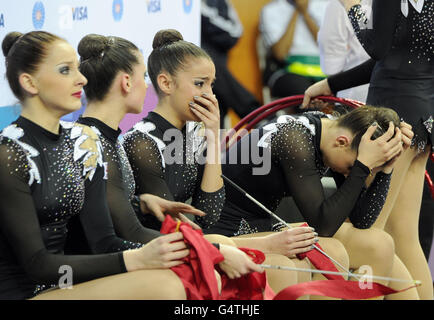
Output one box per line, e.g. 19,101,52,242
337,105,400,151
2,31,64,101
147,29,212,97
78,34,140,101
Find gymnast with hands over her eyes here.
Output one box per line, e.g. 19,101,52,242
207,105,419,299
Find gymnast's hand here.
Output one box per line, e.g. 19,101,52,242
124,232,189,271
399,121,413,150
138,193,205,230
301,79,333,109
218,244,264,279
357,122,404,171
189,93,220,143
377,122,414,174
262,227,318,257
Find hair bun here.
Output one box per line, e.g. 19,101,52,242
78,34,111,60
152,29,183,50
2,32,23,57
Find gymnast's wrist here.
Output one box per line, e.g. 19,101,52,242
123,248,143,272
353,159,372,176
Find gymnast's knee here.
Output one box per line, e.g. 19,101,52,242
319,237,349,269
359,228,395,263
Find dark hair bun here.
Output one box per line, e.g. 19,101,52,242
78,34,111,60
152,29,183,50
2,32,23,57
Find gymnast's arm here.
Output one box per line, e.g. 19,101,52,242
0,143,126,285
272,125,370,237
345,0,400,60
77,163,145,254
332,170,392,229
122,132,176,201
105,154,161,244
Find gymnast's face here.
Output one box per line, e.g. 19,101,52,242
25,40,87,115
170,56,216,122
322,138,358,176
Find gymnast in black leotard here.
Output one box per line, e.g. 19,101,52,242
302,0,433,299
121,30,226,231
205,105,420,299
75,33,266,289
0,31,199,300
207,110,396,237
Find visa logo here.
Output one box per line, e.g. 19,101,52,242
147,0,161,13
72,6,88,21
0,14,4,27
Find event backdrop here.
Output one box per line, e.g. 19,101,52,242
0,0,200,130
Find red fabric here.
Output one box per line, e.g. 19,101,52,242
160,216,273,300
161,217,417,300
219,248,275,300
160,216,224,300
280,222,417,300
296,223,344,280
273,280,418,300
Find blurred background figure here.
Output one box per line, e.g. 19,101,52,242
260,0,328,102
317,0,371,103
201,0,261,128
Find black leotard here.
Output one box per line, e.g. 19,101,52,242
206,112,391,237
77,117,161,244
122,111,225,230
0,117,142,299
329,0,433,152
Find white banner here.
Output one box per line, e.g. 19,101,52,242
0,0,200,107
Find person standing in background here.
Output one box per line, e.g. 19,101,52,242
317,0,371,103
318,0,433,267
260,0,329,100
302,0,433,299
201,0,260,128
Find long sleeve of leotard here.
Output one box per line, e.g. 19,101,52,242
105,155,161,244
328,58,375,93
347,0,400,60
0,141,127,285
77,157,144,254
123,132,224,229
331,170,392,229
324,2,401,96
191,162,225,229
271,123,372,237
123,132,175,201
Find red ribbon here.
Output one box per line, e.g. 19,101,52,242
161,217,416,300
286,222,417,299
296,223,344,280
160,216,272,300
273,280,418,300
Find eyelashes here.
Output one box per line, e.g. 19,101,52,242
59,66,70,75
194,80,215,89
194,80,204,88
